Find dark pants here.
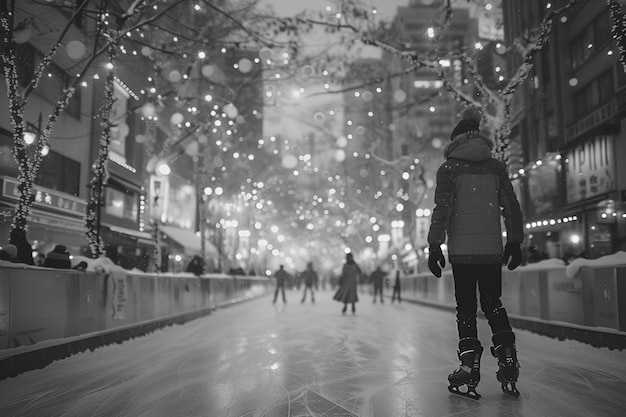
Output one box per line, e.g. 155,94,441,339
373,283,383,302
452,263,512,340
273,284,286,303
301,284,314,302
391,283,401,302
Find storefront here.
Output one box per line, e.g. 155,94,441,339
562,135,618,259
159,224,219,273
520,153,567,259
0,176,89,258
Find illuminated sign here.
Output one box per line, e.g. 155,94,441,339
564,136,615,203
1,177,87,217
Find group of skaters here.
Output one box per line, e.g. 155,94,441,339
270,253,403,314
272,106,524,400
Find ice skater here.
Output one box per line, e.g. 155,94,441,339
333,252,360,314
272,264,289,305
300,261,318,303
427,105,524,400
369,265,385,303
391,269,402,303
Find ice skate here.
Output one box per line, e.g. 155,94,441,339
491,331,520,398
448,338,483,400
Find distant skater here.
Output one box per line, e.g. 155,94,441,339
369,266,385,303
272,264,289,304
391,269,402,303
301,261,318,303
333,253,360,314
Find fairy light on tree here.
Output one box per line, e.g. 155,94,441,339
85,42,118,258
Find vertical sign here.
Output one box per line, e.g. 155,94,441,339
565,136,615,204
112,272,127,320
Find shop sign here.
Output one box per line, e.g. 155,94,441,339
564,136,615,204
1,177,86,216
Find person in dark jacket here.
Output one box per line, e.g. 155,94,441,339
333,252,360,314
391,269,402,303
427,106,524,399
272,264,289,304
10,228,34,265
0,244,18,262
42,245,72,269
300,261,318,303
186,255,206,276
369,266,386,303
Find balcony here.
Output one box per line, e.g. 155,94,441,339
566,100,617,142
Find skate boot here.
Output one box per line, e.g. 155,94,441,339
491,331,520,397
448,338,483,400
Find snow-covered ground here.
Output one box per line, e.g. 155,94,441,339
0,288,625,417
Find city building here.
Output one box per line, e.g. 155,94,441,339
503,0,626,259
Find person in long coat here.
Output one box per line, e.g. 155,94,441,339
333,252,360,314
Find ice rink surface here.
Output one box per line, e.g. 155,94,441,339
1,288,625,417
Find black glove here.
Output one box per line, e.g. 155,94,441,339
428,245,445,278
503,242,522,270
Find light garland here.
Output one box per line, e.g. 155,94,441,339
85,41,118,257
608,0,626,74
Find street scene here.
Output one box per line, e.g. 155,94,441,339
2,1,626,416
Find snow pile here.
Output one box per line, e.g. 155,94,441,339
518,258,565,271
89,257,127,274
565,251,626,279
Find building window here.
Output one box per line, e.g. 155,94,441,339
597,70,614,103
36,150,81,196
37,59,81,119
104,184,139,222
573,70,614,117
570,10,612,70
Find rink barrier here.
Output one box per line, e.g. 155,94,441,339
394,266,626,350
0,265,273,380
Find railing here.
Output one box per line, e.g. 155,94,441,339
395,264,626,349
0,264,273,379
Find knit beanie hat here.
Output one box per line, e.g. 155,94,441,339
450,106,482,139
43,245,71,269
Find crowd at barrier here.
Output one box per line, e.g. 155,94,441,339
0,261,273,354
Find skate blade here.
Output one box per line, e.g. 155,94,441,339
500,382,520,398
448,384,481,400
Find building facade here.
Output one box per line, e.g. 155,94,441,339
503,0,626,260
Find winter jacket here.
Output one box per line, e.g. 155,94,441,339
302,268,318,286
427,133,524,264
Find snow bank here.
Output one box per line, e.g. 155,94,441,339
565,251,626,279
518,258,566,271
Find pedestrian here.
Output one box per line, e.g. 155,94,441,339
0,244,18,262
300,261,318,303
427,105,524,399
369,265,385,303
391,269,402,303
186,254,206,276
9,228,34,265
333,252,360,314
272,264,289,304
42,245,72,269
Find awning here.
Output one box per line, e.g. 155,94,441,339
106,224,151,240
159,225,218,257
